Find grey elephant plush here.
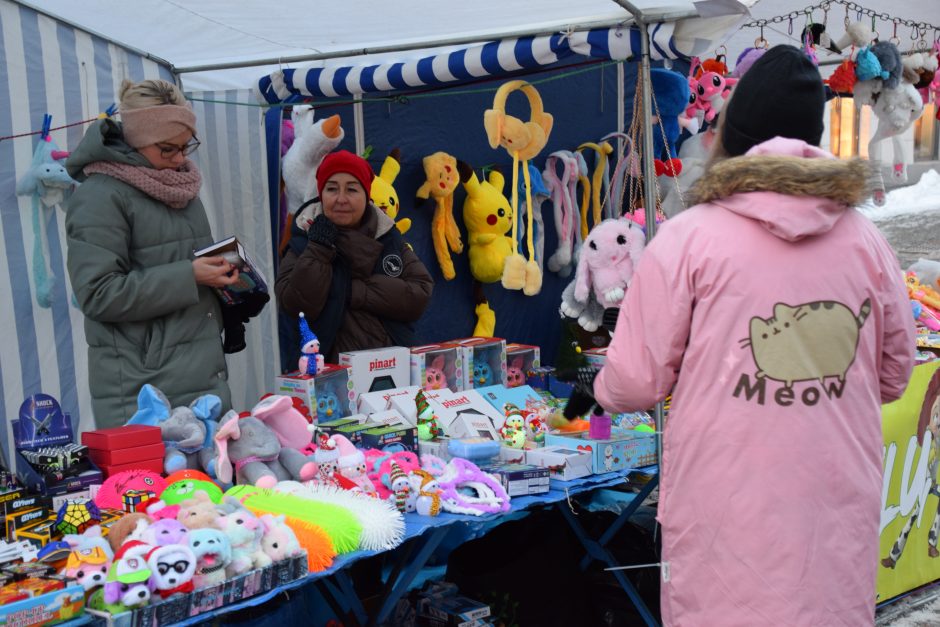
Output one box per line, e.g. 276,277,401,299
214,395,316,488
126,384,221,475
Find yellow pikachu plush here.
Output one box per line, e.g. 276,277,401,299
416,151,462,280
457,162,513,284
370,148,411,235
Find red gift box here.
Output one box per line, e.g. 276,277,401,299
81,425,162,450
88,442,165,466
98,457,164,478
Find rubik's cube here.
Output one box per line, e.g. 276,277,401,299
121,489,157,513
54,499,101,535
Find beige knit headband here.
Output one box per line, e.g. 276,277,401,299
120,104,197,148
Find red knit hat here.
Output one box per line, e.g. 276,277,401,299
316,150,375,198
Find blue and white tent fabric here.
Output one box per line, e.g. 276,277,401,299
257,24,683,104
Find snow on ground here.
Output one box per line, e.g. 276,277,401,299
860,170,940,222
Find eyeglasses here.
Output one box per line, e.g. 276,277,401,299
157,138,201,158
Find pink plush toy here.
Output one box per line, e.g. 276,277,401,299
573,218,646,309
258,514,304,562
506,357,526,388
333,434,377,493
424,355,447,390
691,56,737,124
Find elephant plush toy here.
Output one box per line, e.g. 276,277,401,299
127,385,222,476
214,395,317,488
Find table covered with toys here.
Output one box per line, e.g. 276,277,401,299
0,336,658,627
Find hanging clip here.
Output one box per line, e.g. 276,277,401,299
40,114,52,141
98,103,118,119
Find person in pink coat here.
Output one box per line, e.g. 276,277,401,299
593,45,915,626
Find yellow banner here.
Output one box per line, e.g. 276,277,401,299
878,360,940,602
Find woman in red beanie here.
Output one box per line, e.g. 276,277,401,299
276,150,433,365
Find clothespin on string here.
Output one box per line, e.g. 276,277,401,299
98,103,118,119
40,114,52,142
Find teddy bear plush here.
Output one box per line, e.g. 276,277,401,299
177,490,219,530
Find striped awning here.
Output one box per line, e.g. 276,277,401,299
256,24,683,104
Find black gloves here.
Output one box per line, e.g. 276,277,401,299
307,213,338,248
556,366,601,420
221,291,270,354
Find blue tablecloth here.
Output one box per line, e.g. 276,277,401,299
168,466,655,626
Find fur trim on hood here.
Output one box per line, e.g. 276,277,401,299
688,154,874,207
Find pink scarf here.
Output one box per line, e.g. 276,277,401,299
83,160,202,209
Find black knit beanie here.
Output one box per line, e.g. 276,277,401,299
721,44,825,157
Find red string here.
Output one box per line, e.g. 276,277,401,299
0,116,100,143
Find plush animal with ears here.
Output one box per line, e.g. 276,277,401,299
574,219,646,309
371,148,411,234
259,514,304,562
507,357,526,388
282,107,344,214
424,355,448,390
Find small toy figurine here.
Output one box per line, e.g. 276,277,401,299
499,404,527,449
298,312,325,376
414,390,443,441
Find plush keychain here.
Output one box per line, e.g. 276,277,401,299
297,312,324,376
371,148,411,234
15,121,77,308
483,80,552,296
416,151,462,280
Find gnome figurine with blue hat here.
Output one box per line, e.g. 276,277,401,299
298,312,324,376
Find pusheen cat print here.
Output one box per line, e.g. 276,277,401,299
741,299,871,388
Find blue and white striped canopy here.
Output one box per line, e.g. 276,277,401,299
256,24,683,104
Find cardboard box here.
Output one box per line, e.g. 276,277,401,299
410,344,463,392
87,442,165,467
331,421,382,446
544,428,657,473
5,507,50,540
98,457,164,478
50,490,91,513
81,425,162,450
478,463,549,497
525,366,554,391
417,438,452,461
389,387,455,425
432,389,508,430
582,346,609,368
339,346,411,400
368,409,411,427
505,343,541,388
497,445,526,464
15,516,59,548
358,385,421,415
317,416,366,434
275,364,356,422
0,581,85,625
422,594,492,626
13,395,103,496
525,445,594,481
448,337,508,390
476,384,553,418
1,493,52,518
360,425,418,453
446,413,500,441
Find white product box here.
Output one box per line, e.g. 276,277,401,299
447,413,500,441
410,344,463,392
368,409,411,428
389,387,455,425
358,386,421,415
447,337,508,390
525,445,594,481
339,346,412,401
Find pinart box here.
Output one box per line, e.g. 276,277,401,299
525,445,594,481
505,343,540,388
358,385,420,416
339,346,411,400
275,364,356,423
410,344,463,392
447,337,507,389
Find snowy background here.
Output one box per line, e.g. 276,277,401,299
864,170,940,270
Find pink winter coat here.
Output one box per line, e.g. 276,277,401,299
594,138,915,626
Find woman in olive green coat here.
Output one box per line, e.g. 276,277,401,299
66,79,236,428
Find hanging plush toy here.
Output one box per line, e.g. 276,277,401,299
370,148,410,234
870,41,904,90
416,151,462,280
517,163,550,274
15,123,77,308
543,151,581,278
651,68,694,178
282,107,344,214
868,81,925,183
573,219,646,309
457,161,514,336
576,141,614,227
297,312,324,376
483,80,552,296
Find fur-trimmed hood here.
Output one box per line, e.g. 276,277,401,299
687,137,874,241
